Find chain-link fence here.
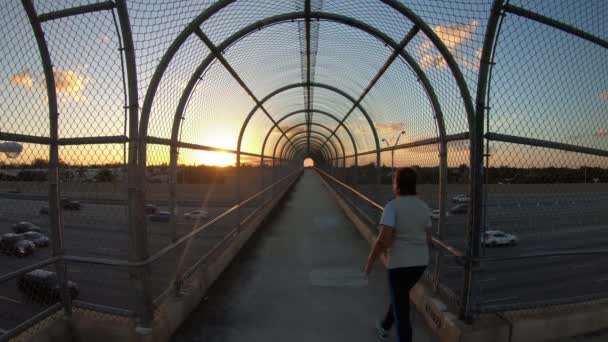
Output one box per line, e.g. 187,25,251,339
316,0,607,323
1,0,606,338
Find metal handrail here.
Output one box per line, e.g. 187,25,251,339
63,168,302,268
314,167,465,258
315,167,608,262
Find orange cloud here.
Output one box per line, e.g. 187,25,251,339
417,20,480,71
54,70,84,100
9,70,34,88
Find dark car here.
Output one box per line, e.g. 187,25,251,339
17,269,79,304
148,211,170,222
449,203,469,215
144,204,158,215
39,206,49,215
21,232,50,247
0,233,35,257
60,198,81,210
12,222,41,234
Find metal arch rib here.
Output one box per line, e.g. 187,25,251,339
276,131,337,162
260,109,357,165
277,122,346,164
283,136,332,162
237,81,379,163
139,5,466,174
162,12,448,179
283,137,330,162
276,130,340,164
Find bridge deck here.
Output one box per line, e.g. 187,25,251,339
170,169,437,341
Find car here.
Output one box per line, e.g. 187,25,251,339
17,269,79,304
148,211,171,222
0,233,36,257
483,230,518,247
39,206,49,215
184,209,209,220
448,203,468,215
21,232,50,247
429,209,452,220
60,198,81,210
12,222,41,234
144,204,159,215
452,194,470,203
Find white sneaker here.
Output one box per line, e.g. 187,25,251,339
375,320,389,341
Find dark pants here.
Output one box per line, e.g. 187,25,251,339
380,266,427,342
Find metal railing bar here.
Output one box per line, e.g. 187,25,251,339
38,1,116,22
146,136,278,160
503,4,608,49
338,132,470,160
62,170,301,268
72,300,134,317
0,132,51,145
0,303,62,340
58,135,128,145
314,167,465,258
485,132,608,157
0,257,60,284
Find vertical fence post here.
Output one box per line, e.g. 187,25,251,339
433,141,448,293
460,0,504,323
115,0,154,330
21,0,72,316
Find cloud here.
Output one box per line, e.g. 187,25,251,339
9,70,34,88
54,70,84,101
416,20,480,71
8,69,85,101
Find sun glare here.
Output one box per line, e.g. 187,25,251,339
303,158,314,168
192,150,235,167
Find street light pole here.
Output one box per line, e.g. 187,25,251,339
382,130,406,174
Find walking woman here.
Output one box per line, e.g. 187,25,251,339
364,167,432,342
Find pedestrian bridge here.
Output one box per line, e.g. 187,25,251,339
0,0,606,341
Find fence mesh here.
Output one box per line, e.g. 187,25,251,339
0,0,606,338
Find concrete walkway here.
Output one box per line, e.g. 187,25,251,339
171,169,437,341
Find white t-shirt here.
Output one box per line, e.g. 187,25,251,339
379,196,431,269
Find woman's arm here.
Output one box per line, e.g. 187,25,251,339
364,225,394,274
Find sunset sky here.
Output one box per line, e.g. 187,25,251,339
0,0,606,169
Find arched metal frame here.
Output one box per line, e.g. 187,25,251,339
260,108,358,167
285,137,332,162
281,136,330,162
276,130,340,164
136,0,476,326
273,122,346,165
236,81,380,169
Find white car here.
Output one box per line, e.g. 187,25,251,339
483,230,517,247
429,209,449,220
452,194,470,203
184,209,209,220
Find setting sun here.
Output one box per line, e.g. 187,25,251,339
192,150,235,167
